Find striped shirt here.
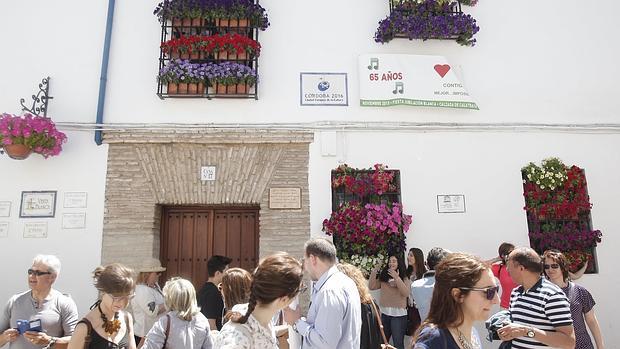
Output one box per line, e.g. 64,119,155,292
509,278,573,348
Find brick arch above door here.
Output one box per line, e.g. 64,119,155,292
101,129,312,270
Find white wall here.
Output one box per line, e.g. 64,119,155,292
309,131,620,345
0,131,108,314
1,0,619,345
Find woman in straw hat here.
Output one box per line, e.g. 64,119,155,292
131,258,166,347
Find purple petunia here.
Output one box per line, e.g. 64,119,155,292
375,0,480,46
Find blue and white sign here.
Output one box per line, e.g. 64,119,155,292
300,72,348,106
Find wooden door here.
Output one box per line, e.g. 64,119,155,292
160,206,259,289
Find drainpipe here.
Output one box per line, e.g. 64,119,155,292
95,0,115,145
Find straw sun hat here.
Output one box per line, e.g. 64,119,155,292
138,258,166,273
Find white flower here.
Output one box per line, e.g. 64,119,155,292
527,174,532,180
550,186,555,190
541,185,545,189
536,181,540,185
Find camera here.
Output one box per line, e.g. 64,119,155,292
15,319,42,334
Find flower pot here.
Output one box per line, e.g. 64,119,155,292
3,144,32,160
172,18,202,27
215,18,249,28
216,83,248,95
215,51,248,60
167,83,178,94
188,82,206,94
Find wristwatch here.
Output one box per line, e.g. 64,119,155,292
526,327,535,338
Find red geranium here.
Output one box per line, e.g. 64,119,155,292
161,34,261,57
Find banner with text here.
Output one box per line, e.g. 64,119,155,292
359,54,478,110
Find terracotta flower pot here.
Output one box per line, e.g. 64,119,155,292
216,83,248,95
216,18,249,28
188,82,206,94
3,144,32,160
215,51,248,60
167,83,179,94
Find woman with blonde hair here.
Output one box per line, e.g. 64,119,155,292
412,253,499,349
337,263,383,349
543,250,604,349
143,278,213,349
68,263,137,349
220,268,252,322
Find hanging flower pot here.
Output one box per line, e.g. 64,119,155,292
0,113,67,158
3,144,32,160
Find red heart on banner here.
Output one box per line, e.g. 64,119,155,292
434,64,451,78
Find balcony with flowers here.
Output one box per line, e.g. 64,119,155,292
323,164,413,277
522,158,603,273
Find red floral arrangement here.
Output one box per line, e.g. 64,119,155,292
522,158,602,273
523,165,591,220
161,34,261,57
332,163,396,196
564,250,593,273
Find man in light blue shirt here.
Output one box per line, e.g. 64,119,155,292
284,238,361,349
410,247,450,321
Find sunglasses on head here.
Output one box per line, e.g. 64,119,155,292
544,263,560,270
27,269,52,277
459,286,500,300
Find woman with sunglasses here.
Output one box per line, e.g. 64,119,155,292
131,259,167,347
412,253,499,349
543,250,605,349
142,278,213,349
68,263,137,349
214,252,304,349
0,255,78,349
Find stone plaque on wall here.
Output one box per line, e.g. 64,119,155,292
269,188,301,209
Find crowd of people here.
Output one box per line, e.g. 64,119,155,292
0,239,604,349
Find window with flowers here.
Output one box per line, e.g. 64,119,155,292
323,164,413,278
522,158,602,274
154,0,269,99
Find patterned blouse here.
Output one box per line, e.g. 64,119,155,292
213,304,277,349
561,281,596,349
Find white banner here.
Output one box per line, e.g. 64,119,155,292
359,54,478,110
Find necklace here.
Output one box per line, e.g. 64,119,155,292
98,303,121,335
456,328,479,349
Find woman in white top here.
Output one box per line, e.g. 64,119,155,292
131,259,166,347
143,278,213,349
214,252,303,349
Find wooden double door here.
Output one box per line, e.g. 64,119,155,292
160,206,259,289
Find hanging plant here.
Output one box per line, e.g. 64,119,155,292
0,113,67,159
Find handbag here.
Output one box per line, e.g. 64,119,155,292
406,298,422,336
369,301,397,349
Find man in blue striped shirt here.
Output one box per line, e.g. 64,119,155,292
284,238,362,349
498,247,575,349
